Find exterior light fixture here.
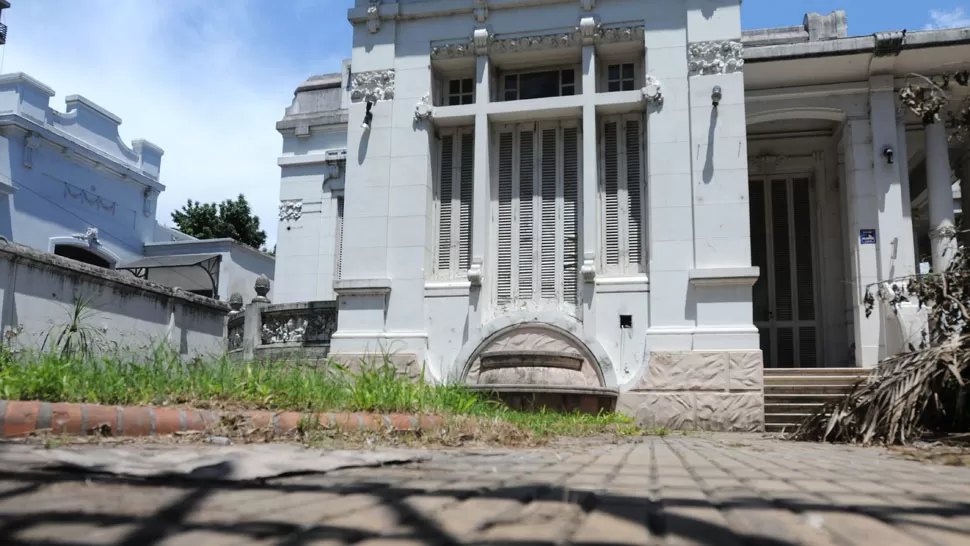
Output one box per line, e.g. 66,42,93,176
883,146,895,164
711,86,722,107
361,101,374,131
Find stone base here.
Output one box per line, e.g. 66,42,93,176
618,350,765,432
618,391,764,432
328,352,425,380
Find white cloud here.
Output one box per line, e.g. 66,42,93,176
2,0,345,246
924,8,970,29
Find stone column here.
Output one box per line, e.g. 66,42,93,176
580,37,598,339
842,117,881,367
467,35,491,339
925,121,956,272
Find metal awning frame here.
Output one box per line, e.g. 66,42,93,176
119,254,222,299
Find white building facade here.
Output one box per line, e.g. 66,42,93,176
0,72,275,304
273,2,970,431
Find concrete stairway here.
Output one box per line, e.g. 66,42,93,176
763,368,871,434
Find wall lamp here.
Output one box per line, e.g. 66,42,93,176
883,146,895,164
711,86,722,107
361,101,374,131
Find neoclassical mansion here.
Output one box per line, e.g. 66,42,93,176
274,1,970,431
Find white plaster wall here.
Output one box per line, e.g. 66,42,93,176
0,243,227,357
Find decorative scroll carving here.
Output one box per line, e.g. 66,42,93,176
259,305,338,345
873,30,905,57
24,132,41,169
414,94,433,122
432,24,643,59
350,70,395,103
579,17,598,45
71,227,100,247
581,257,596,282
143,188,159,217
367,0,381,34
64,182,116,214
279,199,303,222
688,40,744,76
640,75,663,104
467,257,483,286
324,163,343,184
473,28,490,56
473,0,487,23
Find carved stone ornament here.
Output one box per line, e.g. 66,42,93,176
143,188,159,218
367,0,381,34
581,256,596,283
473,0,487,23
580,0,596,11
261,316,307,344
748,153,787,175
72,227,100,247
473,28,490,56
252,274,271,304
227,318,244,351
688,40,744,76
579,17,598,45
228,292,244,313
467,257,483,286
640,75,663,104
323,163,343,184
350,70,395,103
279,199,303,222
24,132,42,169
414,94,434,122
432,25,643,59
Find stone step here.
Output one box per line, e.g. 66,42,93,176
763,402,827,415
764,375,866,387
765,412,817,425
763,367,870,376
764,384,857,395
765,422,805,433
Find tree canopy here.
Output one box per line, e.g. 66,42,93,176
171,194,267,250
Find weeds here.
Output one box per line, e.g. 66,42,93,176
0,345,635,439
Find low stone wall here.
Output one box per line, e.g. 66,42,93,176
228,298,339,362
0,239,229,356
618,351,765,432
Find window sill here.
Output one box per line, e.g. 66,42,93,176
425,281,471,298
595,275,649,293
688,267,760,287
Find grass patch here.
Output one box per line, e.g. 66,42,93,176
0,345,636,441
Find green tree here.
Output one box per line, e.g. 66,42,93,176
171,194,267,249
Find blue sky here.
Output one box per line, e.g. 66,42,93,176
2,1,968,245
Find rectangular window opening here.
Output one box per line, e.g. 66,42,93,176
502,68,577,101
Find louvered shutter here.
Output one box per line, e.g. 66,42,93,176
518,129,535,300
625,119,643,268
458,133,474,271
562,126,579,304
602,121,620,267
335,196,344,280
792,178,817,367
540,128,558,300
496,131,514,304
437,134,455,273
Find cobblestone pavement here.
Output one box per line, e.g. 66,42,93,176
1,434,969,545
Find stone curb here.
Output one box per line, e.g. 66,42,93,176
0,400,446,438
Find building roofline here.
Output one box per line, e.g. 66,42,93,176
745,27,970,63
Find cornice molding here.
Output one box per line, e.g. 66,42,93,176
431,23,644,60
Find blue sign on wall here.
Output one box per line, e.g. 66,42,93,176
860,229,876,245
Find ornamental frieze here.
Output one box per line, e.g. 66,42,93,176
431,24,644,60
350,69,395,103
688,40,744,76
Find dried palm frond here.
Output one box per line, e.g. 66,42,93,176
790,335,970,445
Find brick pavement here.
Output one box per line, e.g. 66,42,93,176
0,434,968,545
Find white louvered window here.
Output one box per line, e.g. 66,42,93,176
494,121,581,315
433,128,475,279
600,114,645,275
334,195,344,281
